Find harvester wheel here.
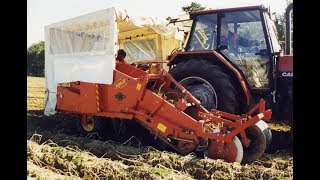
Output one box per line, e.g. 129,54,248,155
242,120,267,163
76,115,106,137
169,59,238,113
207,136,243,163
255,120,272,151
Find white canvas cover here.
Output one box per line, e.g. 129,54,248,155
44,7,184,116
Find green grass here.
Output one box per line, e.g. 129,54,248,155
150,167,171,178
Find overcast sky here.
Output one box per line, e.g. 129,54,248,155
27,0,289,47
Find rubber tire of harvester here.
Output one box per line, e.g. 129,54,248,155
264,127,272,152
242,124,267,163
256,120,272,152
251,98,273,152
169,59,238,113
76,115,107,138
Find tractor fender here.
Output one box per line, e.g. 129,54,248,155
168,51,252,106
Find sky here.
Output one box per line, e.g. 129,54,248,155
27,0,289,48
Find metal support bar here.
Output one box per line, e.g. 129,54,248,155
285,3,293,55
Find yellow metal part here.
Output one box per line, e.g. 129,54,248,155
115,79,128,89
157,123,167,133
194,29,209,49
149,64,159,74
96,84,100,112
82,115,95,132
136,83,142,91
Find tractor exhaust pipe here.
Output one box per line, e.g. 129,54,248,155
285,3,293,55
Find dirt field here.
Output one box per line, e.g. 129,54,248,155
27,76,293,179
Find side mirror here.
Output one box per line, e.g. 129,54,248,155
255,49,269,56
218,45,228,50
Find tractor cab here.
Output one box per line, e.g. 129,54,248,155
185,6,281,90
168,4,293,121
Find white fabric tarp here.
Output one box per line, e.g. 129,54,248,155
44,7,184,116
44,7,117,116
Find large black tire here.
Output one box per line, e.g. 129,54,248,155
169,59,238,113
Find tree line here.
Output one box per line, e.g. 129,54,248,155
27,41,44,77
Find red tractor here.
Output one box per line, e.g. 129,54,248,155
168,4,293,123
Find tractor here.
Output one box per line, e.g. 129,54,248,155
168,4,293,124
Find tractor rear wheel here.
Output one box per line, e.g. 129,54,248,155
169,59,238,113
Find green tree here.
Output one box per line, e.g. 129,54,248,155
181,2,205,13
274,0,293,43
27,41,45,77
274,14,285,41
